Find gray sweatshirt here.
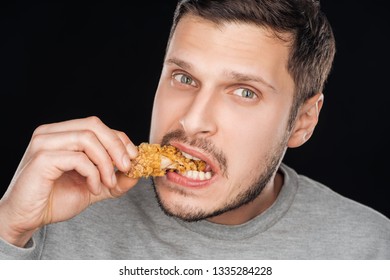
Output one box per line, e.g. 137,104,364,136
1,163,389,259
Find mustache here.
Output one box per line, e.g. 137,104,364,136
161,129,228,176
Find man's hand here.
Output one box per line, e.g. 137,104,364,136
0,116,139,247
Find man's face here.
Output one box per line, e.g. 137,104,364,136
149,15,295,224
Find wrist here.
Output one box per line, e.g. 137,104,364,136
0,228,35,248
0,203,36,248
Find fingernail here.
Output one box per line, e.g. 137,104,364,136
126,143,138,158
122,154,131,170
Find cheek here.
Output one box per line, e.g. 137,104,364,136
150,102,169,143
220,107,289,177
150,91,183,143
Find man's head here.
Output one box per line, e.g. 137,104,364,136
168,0,336,129
149,0,335,224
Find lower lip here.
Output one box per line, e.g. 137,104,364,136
166,171,216,188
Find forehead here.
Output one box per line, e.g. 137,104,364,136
169,14,293,53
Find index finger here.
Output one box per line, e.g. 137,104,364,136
35,116,133,172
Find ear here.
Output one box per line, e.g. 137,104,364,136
287,92,324,148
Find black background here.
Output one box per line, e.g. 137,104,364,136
1,1,389,218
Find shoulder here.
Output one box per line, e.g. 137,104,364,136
299,171,389,225
282,163,389,222
280,163,390,257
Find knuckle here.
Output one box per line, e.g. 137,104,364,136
32,123,49,136
79,129,96,144
116,130,127,139
112,136,125,150
29,133,46,154
86,116,103,126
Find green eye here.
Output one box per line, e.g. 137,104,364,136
173,74,195,86
233,88,257,99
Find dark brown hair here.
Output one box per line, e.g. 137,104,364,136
167,0,336,128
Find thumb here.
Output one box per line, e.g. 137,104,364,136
111,172,140,198
91,172,139,203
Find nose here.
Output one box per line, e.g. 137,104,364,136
179,90,217,138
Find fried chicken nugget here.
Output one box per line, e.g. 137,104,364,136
125,142,206,178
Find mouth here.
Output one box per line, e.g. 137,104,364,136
174,151,213,180
168,144,217,182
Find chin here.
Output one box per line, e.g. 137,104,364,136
152,177,219,222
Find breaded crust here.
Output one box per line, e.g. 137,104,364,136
125,142,206,178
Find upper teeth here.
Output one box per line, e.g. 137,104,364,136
182,151,201,161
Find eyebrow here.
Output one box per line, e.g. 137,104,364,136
227,71,276,92
165,57,276,92
166,57,192,71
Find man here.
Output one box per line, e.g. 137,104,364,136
0,0,389,259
